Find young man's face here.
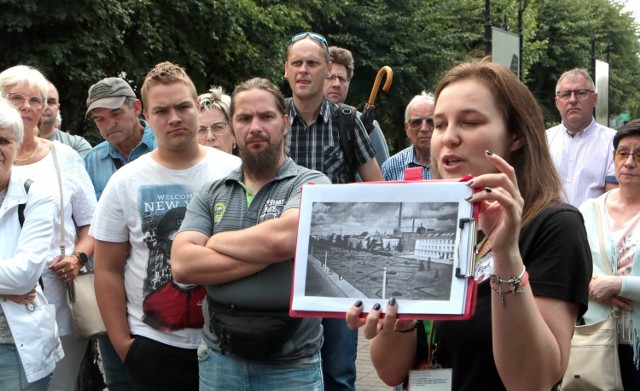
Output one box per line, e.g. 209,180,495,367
144,83,200,152
284,38,331,102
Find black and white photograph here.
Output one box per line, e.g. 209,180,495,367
291,182,477,319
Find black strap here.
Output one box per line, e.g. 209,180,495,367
17,179,33,227
111,157,124,170
17,179,43,290
336,103,358,183
285,98,358,182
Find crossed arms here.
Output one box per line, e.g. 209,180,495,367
171,208,300,286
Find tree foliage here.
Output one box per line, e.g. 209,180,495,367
0,0,638,148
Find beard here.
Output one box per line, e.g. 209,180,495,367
239,138,283,179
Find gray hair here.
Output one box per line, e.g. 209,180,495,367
198,86,231,120
0,97,25,144
555,68,596,93
405,92,435,122
0,65,49,99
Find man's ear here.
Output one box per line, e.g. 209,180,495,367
284,61,288,78
283,113,290,136
134,99,143,116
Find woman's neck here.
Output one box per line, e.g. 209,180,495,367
607,188,640,222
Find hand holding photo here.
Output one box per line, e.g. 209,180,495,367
290,181,477,320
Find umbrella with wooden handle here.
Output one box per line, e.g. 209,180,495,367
360,66,393,134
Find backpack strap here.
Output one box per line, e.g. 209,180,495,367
17,179,43,290
18,179,33,227
336,103,358,183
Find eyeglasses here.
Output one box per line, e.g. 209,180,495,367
556,89,594,101
7,93,45,109
289,32,329,49
198,122,228,136
614,149,640,163
407,117,435,130
326,74,350,84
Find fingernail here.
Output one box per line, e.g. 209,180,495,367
466,180,474,187
485,150,493,156
464,194,472,201
354,300,363,308
389,297,396,306
373,303,381,311
484,187,492,193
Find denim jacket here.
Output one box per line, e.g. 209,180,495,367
84,120,156,200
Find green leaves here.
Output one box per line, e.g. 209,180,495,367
0,0,638,141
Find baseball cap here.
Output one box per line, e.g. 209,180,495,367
86,77,136,116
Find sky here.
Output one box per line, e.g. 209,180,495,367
622,0,640,26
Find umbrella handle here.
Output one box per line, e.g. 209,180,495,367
367,66,393,106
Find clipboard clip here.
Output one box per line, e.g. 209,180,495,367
455,217,476,279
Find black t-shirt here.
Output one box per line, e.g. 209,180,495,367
421,203,592,390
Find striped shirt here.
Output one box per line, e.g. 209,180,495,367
546,117,616,207
381,145,431,181
286,98,376,184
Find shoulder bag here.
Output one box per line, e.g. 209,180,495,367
558,200,623,391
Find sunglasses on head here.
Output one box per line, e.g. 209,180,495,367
289,32,329,49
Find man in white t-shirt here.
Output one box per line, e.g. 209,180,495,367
90,61,240,389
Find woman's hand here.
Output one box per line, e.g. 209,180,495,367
49,254,82,284
0,287,37,305
590,275,630,310
345,298,417,340
466,151,523,263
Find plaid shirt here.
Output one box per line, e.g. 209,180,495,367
381,145,431,181
286,98,376,184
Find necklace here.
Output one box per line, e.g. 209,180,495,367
15,140,40,162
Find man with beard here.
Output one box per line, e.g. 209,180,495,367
381,92,435,180
172,77,330,389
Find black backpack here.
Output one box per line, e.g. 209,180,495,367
286,98,358,182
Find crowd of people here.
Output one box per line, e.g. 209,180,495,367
0,31,638,391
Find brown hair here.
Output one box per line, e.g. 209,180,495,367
328,46,355,81
140,61,197,106
230,77,286,117
433,58,562,226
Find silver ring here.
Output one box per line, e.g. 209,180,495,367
63,273,67,279
61,268,65,274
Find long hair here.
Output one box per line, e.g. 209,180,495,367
230,77,286,117
433,58,562,226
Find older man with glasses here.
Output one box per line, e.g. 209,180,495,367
546,68,617,207
381,92,435,181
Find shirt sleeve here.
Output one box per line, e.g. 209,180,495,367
89,171,129,242
352,116,377,166
0,181,55,294
178,183,215,236
69,150,97,227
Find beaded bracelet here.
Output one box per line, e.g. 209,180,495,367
489,266,529,305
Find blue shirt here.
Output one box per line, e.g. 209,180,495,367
381,145,430,181
84,120,156,200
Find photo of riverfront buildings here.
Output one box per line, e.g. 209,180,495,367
304,202,458,301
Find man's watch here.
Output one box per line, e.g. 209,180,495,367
74,251,89,264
